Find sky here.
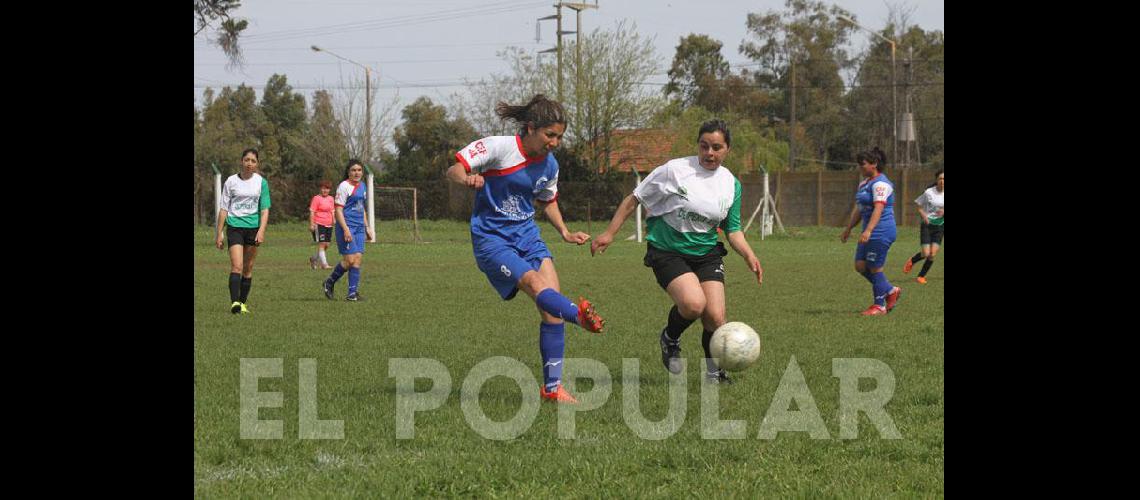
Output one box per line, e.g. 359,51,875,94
194,0,944,131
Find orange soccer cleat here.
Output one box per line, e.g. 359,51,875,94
860,304,887,316
577,297,605,333
540,383,579,404
885,287,902,312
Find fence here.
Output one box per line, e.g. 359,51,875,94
196,168,940,228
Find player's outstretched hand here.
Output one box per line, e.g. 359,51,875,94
590,232,613,256
465,174,485,190
563,231,590,245
748,256,763,285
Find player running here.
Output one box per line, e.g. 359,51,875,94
445,94,604,404
902,169,944,284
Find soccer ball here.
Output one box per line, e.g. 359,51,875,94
709,322,761,372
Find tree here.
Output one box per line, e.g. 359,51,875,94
454,21,662,177
329,72,400,168
389,97,478,181
302,90,349,183
664,34,731,108
739,0,858,170
194,0,248,69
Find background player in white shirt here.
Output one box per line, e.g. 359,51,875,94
902,169,944,284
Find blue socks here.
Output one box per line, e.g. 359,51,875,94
539,322,566,392
870,271,893,307
348,267,361,295
535,288,579,324
328,263,347,283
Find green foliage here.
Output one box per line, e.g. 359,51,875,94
652,105,789,175
388,97,479,181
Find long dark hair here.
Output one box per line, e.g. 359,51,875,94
855,146,888,173
495,94,566,137
343,159,364,180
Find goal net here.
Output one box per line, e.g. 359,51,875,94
374,186,423,243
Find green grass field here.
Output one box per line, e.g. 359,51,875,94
194,219,944,497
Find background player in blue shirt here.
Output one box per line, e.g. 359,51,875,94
323,160,375,302
445,94,605,404
840,147,902,316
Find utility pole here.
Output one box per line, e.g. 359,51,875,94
537,2,598,102
789,58,796,172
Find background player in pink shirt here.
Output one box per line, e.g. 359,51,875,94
309,180,335,269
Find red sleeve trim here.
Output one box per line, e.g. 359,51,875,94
873,201,888,206
455,152,471,173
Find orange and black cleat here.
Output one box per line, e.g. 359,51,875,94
903,258,914,274
540,383,579,404
916,276,927,285
577,296,605,333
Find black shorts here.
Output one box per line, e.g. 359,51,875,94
312,225,333,243
919,222,944,245
644,242,727,290
226,226,259,247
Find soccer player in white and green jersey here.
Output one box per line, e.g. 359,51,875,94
591,120,763,384
215,148,271,314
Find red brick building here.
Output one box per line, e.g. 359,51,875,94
600,128,679,174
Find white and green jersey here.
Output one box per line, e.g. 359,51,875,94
914,186,944,226
633,156,742,256
221,173,271,228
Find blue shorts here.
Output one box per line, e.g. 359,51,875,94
335,225,367,255
473,235,553,300
855,239,893,269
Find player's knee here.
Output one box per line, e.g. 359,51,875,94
679,296,706,318
518,271,547,296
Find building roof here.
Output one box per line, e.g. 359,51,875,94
601,128,678,174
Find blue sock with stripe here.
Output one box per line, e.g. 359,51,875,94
539,322,566,392
348,267,361,295
536,288,579,325
870,272,893,307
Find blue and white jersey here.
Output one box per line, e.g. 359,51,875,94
855,173,896,241
334,179,368,230
455,135,559,244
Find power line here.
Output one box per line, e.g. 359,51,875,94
194,58,502,67
194,41,542,52
235,1,548,45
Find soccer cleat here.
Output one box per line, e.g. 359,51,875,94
309,256,318,270
540,383,579,404
903,258,914,274
323,279,335,300
230,301,242,314
346,292,363,302
576,296,605,333
861,304,887,316
659,329,683,374
885,287,902,312
705,370,734,384
240,303,250,314
916,276,927,285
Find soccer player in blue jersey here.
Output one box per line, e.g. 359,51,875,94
840,147,902,316
322,160,375,302
215,148,271,314
445,94,605,404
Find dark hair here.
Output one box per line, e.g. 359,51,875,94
344,159,364,180
241,148,259,161
697,119,731,147
855,146,888,172
928,168,944,190
319,180,332,189
495,94,566,137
